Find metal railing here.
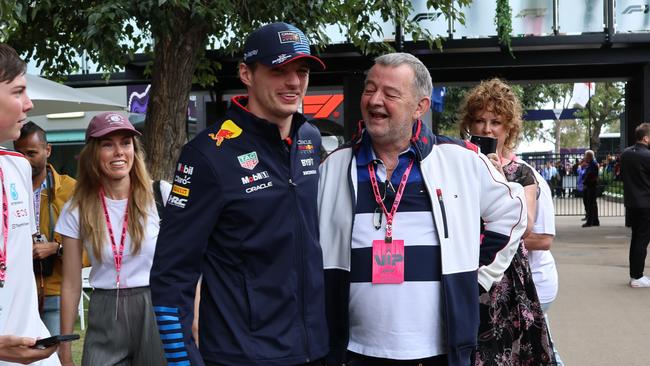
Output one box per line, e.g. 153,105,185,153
521,151,624,217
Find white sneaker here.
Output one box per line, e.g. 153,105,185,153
630,276,650,288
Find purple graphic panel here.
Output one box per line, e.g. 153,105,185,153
127,85,150,114
127,84,197,120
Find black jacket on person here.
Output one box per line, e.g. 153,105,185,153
149,96,328,366
620,142,650,208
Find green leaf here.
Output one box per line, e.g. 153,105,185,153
88,12,101,25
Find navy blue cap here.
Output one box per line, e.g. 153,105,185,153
243,22,325,70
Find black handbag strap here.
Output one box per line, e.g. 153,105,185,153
46,167,55,240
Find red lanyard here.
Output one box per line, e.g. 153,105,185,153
0,166,8,287
98,187,129,290
368,159,414,243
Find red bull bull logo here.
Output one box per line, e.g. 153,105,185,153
209,120,242,146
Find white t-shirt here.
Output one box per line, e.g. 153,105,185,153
159,180,172,203
55,190,166,290
0,149,60,366
528,167,559,304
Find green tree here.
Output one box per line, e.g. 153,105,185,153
574,82,625,153
517,83,596,152
435,86,469,137
534,84,573,153
436,83,568,147
2,0,476,179
431,79,625,155
518,82,624,153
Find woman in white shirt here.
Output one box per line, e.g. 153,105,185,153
56,112,165,366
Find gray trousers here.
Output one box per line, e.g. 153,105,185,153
83,287,167,366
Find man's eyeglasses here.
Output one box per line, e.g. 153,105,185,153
373,179,396,230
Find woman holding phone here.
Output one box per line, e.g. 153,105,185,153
57,112,166,366
458,79,555,365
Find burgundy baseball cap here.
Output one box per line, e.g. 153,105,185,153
86,112,141,142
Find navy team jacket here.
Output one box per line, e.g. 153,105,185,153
149,96,329,366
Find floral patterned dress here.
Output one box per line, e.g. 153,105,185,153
474,160,556,366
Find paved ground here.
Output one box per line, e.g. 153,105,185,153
549,216,650,365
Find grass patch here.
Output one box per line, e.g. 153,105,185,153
71,292,89,364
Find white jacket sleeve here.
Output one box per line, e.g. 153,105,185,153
476,153,527,291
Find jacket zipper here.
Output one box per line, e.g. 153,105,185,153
286,140,311,362
436,188,449,239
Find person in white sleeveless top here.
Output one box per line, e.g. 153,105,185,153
56,112,167,366
0,43,60,365
524,165,564,365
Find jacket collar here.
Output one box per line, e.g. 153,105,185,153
230,96,306,141
40,164,61,199
353,119,435,165
356,131,416,166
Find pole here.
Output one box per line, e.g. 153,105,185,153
587,83,596,150
552,0,559,35
395,0,404,51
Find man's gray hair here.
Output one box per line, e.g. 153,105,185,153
585,149,595,158
373,53,433,100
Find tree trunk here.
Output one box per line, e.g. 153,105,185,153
143,19,208,181
554,119,561,153
590,119,603,154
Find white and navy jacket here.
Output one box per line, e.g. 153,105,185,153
317,121,526,366
150,97,329,366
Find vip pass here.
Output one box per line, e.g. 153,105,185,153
368,159,413,284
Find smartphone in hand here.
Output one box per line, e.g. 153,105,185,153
31,334,80,350
470,135,498,155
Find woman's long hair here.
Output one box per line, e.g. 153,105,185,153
70,135,153,260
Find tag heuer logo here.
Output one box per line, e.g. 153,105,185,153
237,151,259,170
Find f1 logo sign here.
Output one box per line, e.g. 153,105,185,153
622,5,649,14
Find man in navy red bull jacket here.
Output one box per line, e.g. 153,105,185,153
149,23,328,366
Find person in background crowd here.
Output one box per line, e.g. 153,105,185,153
575,160,585,200
14,122,76,336
459,78,556,365
319,54,526,366
554,160,565,198
619,123,650,288
542,161,557,198
149,22,328,366
57,112,167,366
0,43,59,366
581,150,600,227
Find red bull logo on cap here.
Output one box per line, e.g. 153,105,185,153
209,120,243,147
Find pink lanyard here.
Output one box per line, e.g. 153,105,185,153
0,166,8,287
368,159,414,243
98,187,129,290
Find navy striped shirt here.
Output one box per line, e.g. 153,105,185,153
348,135,446,359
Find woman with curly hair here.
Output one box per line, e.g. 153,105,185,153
56,112,166,366
459,78,556,365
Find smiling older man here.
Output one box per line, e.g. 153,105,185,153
318,53,526,366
